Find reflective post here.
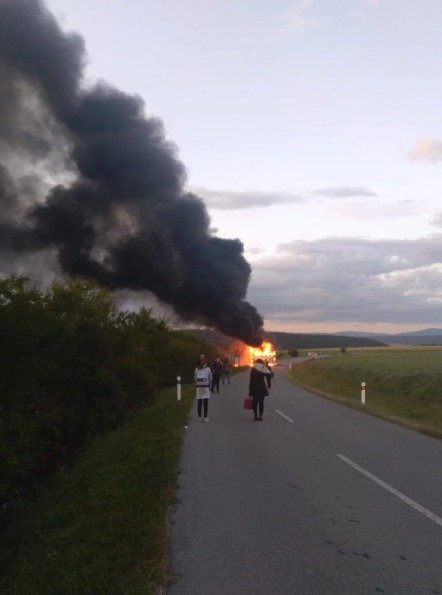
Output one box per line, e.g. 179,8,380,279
177,376,181,401
361,381,366,405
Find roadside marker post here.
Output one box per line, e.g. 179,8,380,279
361,381,366,405
177,376,181,401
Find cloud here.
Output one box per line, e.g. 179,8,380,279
247,235,442,325
246,247,266,256
191,186,303,210
195,184,380,210
280,0,315,32
322,199,418,220
431,212,442,227
407,138,442,163
311,186,378,198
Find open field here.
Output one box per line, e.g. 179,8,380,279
0,386,194,594
299,344,442,356
290,347,442,438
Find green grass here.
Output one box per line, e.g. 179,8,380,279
0,386,194,594
290,349,442,438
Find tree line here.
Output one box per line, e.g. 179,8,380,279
186,328,387,350
0,276,206,516
266,331,386,349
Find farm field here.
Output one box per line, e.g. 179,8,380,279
290,347,442,437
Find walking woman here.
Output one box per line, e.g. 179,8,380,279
195,359,212,422
248,358,272,421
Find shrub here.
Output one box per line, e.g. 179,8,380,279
0,276,204,513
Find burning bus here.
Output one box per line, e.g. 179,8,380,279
248,341,277,367
226,339,277,368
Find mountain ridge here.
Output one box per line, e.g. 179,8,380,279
335,328,442,338
333,328,442,345
181,328,442,349
182,329,387,350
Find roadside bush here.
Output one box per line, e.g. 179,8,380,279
0,276,204,513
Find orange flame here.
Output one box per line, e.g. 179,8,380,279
248,341,276,367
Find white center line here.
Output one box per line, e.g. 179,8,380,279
337,454,442,528
274,409,294,424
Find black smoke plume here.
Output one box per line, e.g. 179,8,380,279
0,0,263,345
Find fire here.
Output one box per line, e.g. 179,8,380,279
248,341,276,367
225,340,277,367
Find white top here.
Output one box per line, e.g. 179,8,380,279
195,366,212,400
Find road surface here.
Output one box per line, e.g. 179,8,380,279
168,362,442,594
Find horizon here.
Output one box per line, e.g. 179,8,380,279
116,290,441,336
177,322,442,337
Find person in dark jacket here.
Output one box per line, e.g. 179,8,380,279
222,357,232,385
264,359,274,388
210,356,223,393
248,358,271,421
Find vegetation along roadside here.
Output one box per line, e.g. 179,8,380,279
0,385,194,594
0,275,209,593
289,348,442,439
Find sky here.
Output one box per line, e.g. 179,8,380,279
24,1,442,332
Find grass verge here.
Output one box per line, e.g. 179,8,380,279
289,352,442,439
0,385,194,594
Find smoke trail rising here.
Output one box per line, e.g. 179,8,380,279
0,0,263,345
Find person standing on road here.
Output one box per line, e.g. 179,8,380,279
249,358,271,421
210,356,223,393
222,357,232,385
264,359,274,389
195,359,212,422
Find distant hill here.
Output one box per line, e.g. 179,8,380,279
265,331,387,349
334,331,390,337
396,328,442,337
182,329,387,350
335,328,442,345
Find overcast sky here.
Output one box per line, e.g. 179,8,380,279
42,0,441,333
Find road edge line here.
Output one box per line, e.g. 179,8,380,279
337,454,442,528
274,409,294,424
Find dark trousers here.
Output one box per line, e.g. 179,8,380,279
211,374,220,393
252,396,264,418
197,398,208,418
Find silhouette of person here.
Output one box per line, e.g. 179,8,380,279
194,359,212,422
248,358,271,421
222,357,232,385
210,356,223,393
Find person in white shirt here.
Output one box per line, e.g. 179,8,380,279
194,359,212,422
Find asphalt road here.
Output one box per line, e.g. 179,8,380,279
168,362,442,594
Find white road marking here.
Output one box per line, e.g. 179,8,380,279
274,409,294,424
337,454,442,528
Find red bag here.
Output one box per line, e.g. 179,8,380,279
243,397,253,410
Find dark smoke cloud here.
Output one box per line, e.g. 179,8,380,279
0,0,263,345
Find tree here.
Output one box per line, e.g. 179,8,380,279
0,276,207,509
